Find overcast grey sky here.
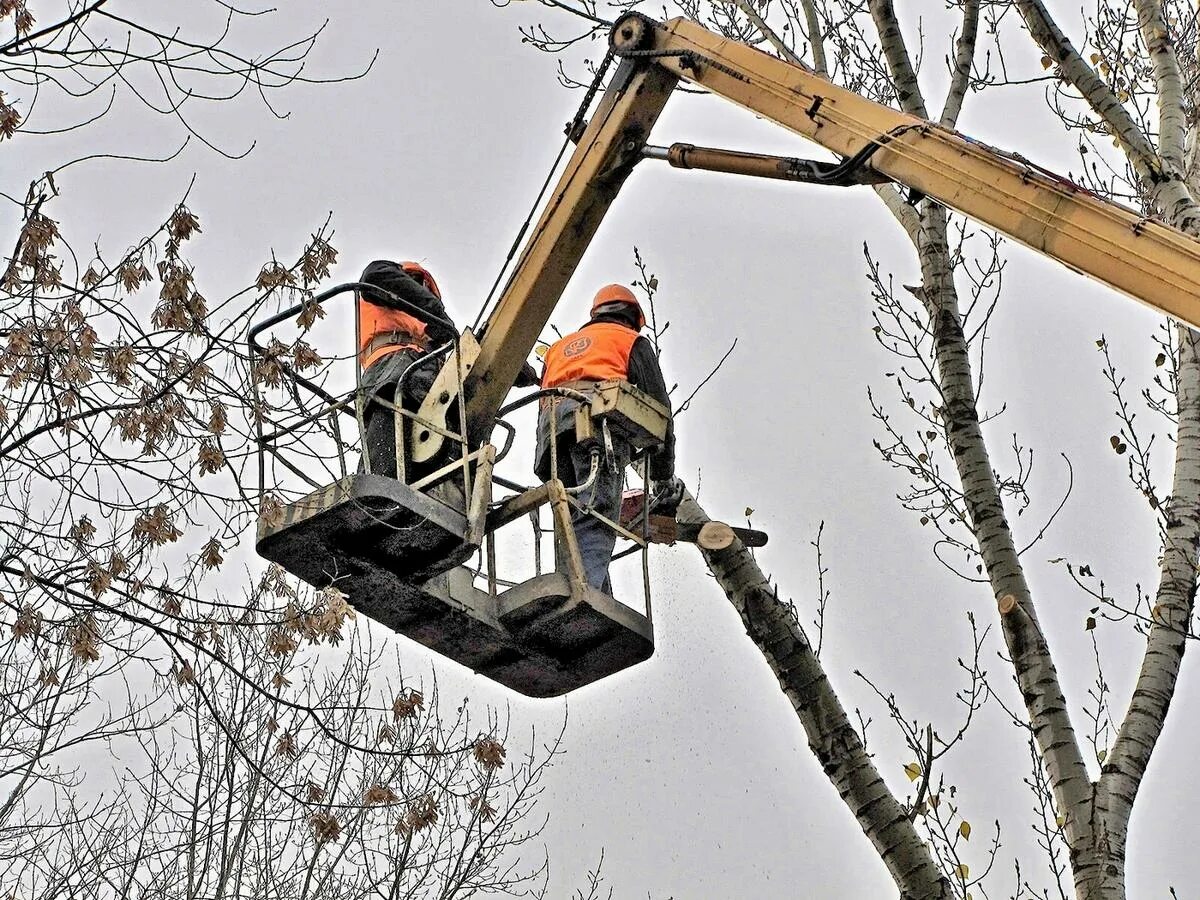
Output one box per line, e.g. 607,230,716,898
11,1,1200,896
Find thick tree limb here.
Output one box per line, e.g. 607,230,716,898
939,0,979,129
868,0,929,118
799,0,829,76
1009,0,1162,183
1011,0,1200,234
862,0,928,242
872,184,921,245
1154,177,1200,236
912,204,1096,872
1133,0,1186,171
677,492,953,900
1087,328,1200,897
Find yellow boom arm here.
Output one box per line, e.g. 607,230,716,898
416,12,1200,456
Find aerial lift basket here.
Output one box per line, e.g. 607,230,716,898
250,284,667,696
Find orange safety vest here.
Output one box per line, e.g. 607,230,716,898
357,297,429,369
541,321,639,388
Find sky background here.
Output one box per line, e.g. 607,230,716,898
10,1,1199,896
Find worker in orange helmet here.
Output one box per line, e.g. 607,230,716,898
357,259,458,480
535,283,680,594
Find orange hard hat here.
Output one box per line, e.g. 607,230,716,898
590,283,645,329
400,261,441,300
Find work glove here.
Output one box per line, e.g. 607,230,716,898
651,476,685,517
515,359,540,388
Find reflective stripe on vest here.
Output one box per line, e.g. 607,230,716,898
357,296,429,369
541,322,639,388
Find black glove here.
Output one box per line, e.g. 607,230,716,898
651,476,684,517
515,359,539,388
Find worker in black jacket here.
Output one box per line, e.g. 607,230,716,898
357,259,539,481
356,260,457,480
535,283,681,594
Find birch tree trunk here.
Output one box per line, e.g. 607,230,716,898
677,2,1187,895
994,6,1200,895
913,200,1104,896
712,3,1200,895
866,5,1098,863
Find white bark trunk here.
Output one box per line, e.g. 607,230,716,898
912,204,1099,884
798,0,828,76
677,493,953,899
1082,319,1200,900
1008,8,1200,896
1063,337,1200,900
1151,177,1200,238
1134,0,1186,171
868,0,929,118
939,0,979,129
1012,0,1163,184
830,3,1097,887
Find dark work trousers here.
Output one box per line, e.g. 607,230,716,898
559,437,631,595
359,349,438,481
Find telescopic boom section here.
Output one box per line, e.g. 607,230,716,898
638,15,1200,327
446,58,677,445
439,12,1200,451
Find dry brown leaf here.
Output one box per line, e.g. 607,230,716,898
309,812,341,844
392,689,424,721
11,603,41,641
200,537,224,570
364,784,399,806
197,439,225,475
168,205,201,243
402,794,439,833
131,505,182,545
473,737,506,771
275,731,298,760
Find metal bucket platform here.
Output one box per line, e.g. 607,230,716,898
258,473,654,696
257,474,523,672
441,572,654,698
248,280,664,697
256,472,475,586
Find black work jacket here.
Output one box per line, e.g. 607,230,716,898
358,261,458,348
